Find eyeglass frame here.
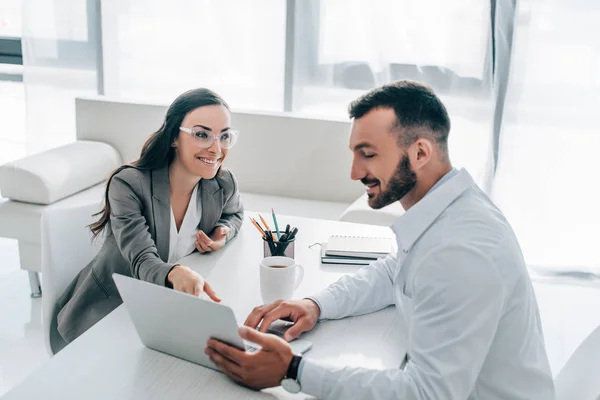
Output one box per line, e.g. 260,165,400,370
179,126,239,149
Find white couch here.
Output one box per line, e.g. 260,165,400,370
0,97,403,296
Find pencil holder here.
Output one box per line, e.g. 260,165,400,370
263,232,295,258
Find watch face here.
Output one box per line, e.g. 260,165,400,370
281,378,301,394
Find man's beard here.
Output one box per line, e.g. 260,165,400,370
362,154,417,210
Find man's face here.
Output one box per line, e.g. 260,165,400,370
349,108,417,209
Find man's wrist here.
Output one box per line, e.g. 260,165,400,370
303,298,322,319
281,354,303,394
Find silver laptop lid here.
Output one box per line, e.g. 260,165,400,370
112,273,245,370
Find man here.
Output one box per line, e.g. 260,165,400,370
204,81,555,399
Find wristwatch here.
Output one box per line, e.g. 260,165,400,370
281,354,302,393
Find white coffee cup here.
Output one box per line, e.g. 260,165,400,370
260,256,304,304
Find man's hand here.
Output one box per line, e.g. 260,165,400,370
244,299,321,342
195,226,229,253
167,265,221,302
205,326,294,390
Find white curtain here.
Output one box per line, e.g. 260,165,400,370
293,0,495,188
491,0,600,273
318,0,490,80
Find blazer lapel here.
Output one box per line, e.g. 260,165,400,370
198,178,224,234
150,166,171,261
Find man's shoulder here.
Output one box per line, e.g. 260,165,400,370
439,187,511,240
413,188,521,270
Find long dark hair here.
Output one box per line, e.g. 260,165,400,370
89,88,230,238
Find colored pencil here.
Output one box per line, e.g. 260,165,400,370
271,208,281,240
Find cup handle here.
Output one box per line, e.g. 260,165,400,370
294,264,304,289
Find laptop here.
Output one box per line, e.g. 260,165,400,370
112,273,312,371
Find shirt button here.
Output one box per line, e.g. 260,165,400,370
403,249,409,253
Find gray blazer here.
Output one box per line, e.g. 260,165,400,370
54,165,243,349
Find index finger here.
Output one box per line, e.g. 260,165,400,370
204,282,222,303
244,302,281,329
257,305,297,334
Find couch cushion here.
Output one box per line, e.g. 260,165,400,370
0,184,105,244
340,193,404,226
0,141,120,205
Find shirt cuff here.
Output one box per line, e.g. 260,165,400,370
298,358,328,398
306,288,339,320
297,357,306,381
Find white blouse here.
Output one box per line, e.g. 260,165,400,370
168,183,201,263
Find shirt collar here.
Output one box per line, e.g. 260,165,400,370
391,168,474,253
426,167,459,194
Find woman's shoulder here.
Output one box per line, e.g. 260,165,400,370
214,168,239,193
109,166,150,194
113,166,151,182
114,165,150,181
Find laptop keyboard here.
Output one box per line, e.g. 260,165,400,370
245,344,258,353
244,326,288,353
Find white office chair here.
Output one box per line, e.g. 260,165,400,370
41,202,103,356
554,324,600,400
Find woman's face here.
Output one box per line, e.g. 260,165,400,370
174,105,232,179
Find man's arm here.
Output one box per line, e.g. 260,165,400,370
299,244,505,399
307,252,398,320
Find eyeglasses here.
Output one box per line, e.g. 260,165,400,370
179,127,239,149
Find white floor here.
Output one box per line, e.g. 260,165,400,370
1,233,600,396
0,238,47,397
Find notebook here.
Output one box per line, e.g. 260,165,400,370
325,235,394,259
320,243,376,265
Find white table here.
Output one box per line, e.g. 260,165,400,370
2,214,406,400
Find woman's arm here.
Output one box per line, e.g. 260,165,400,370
215,169,244,242
108,169,176,285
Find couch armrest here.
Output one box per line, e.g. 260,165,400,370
0,141,121,205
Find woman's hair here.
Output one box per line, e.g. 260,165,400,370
89,88,230,238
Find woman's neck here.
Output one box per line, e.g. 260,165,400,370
168,161,200,196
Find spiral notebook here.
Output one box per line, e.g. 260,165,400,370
324,235,394,259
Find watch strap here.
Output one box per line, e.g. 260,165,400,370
286,354,302,381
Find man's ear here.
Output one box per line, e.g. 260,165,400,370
410,138,434,170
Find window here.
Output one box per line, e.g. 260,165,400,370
97,0,493,186
0,0,25,171
101,0,286,111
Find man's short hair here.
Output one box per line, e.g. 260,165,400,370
348,80,451,153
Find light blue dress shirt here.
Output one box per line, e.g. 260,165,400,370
298,168,555,400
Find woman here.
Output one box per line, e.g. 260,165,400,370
54,88,243,351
